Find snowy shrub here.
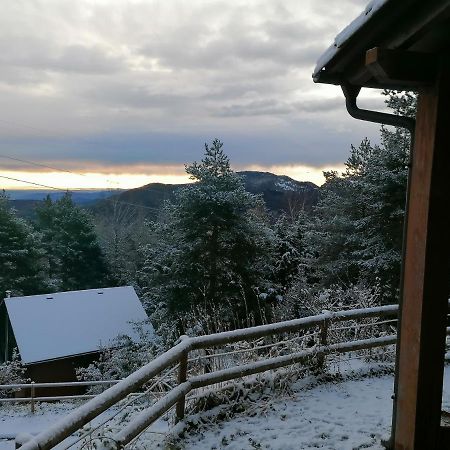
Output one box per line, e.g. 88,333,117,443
279,280,395,364
76,322,162,393
147,296,268,350
0,349,28,397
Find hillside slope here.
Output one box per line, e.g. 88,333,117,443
92,171,319,219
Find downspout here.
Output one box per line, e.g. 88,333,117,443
341,83,415,133
341,83,415,450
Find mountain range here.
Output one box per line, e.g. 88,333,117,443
92,171,319,219
8,171,319,220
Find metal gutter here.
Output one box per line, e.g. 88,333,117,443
341,82,416,449
341,83,415,133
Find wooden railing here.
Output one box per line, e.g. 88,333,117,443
19,304,400,450
0,380,119,413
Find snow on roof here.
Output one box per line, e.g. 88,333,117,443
5,286,154,364
313,0,390,78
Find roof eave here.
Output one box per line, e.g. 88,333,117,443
313,0,450,90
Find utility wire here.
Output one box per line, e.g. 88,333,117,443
0,175,68,191
0,153,122,187
0,152,184,196
0,154,88,177
0,119,187,190
1,174,162,212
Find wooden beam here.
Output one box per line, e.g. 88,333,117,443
366,47,438,87
394,60,450,449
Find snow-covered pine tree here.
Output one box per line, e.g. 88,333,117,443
141,139,275,335
0,192,47,298
35,192,110,291
305,91,416,304
271,212,308,295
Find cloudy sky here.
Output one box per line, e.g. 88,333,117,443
0,0,386,190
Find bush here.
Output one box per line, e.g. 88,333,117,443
0,350,28,398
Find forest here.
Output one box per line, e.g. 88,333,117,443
0,91,419,381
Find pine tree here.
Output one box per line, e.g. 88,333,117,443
36,192,110,291
0,192,47,298
141,140,275,333
272,211,308,295
305,91,416,303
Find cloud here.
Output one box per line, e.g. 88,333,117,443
294,97,344,113
214,99,294,117
0,0,380,178
0,36,124,75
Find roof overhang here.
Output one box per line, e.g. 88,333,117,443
313,0,450,91
5,286,154,364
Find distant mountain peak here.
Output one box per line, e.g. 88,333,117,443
91,170,318,219
9,171,320,220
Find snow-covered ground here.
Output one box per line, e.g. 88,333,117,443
0,401,169,450
178,364,450,450
2,364,450,450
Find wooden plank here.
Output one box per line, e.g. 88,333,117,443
394,60,450,450
365,47,438,87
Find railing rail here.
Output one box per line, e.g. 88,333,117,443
0,380,120,390
19,305,400,450
0,380,120,413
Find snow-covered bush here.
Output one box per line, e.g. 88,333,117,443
277,280,394,363
0,350,28,397
76,322,161,393
286,280,381,317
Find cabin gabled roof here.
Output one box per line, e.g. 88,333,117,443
5,286,154,364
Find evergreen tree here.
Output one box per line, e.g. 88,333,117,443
0,192,47,298
272,211,308,296
141,139,275,333
36,192,110,291
306,91,416,303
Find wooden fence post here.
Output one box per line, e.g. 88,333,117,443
317,319,329,370
30,382,35,414
175,349,188,422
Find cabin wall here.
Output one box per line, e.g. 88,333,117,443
22,353,100,397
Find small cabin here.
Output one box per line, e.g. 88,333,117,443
1,286,154,392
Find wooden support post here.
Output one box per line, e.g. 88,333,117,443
393,60,450,450
204,349,212,374
175,350,188,422
30,382,35,414
317,319,329,370
4,313,8,363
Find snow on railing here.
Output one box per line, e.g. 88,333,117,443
18,304,400,450
0,380,120,413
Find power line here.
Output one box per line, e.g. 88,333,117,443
0,154,88,177
0,152,123,187
0,119,187,190
0,175,68,191
0,151,187,196
1,174,162,213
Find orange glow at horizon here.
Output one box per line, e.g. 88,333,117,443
0,164,346,191
0,170,193,191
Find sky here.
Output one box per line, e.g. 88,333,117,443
0,0,387,190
